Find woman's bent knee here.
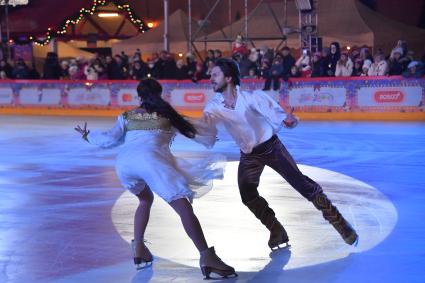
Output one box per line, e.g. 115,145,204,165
136,186,154,205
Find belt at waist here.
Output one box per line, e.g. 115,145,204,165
248,135,278,155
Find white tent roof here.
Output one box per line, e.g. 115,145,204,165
198,0,425,54
112,9,201,56
195,1,300,51
33,42,94,59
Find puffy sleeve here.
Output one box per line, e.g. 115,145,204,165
248,90,287,132
86,115,126,148
188,115,218,148
186,95,222,148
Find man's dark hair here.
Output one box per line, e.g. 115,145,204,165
214,58,241,86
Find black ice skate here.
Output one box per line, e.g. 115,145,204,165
312,192,359,245
131,239,153,270
245,196,291,250
269,221,290,251
199,247,238,280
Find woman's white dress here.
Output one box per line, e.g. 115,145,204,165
86,109,222,203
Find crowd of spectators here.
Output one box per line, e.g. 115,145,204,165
0,39,424,86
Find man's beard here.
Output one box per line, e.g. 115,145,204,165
214,82,227,93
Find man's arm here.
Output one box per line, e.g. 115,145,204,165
189,97,221,148
250,90,299,130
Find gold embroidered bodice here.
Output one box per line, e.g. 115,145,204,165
123,109,172,132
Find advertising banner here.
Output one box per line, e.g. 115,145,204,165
169,88,215,108
0,77,423,115
67,86,111,106
19,87,62,105
0,87,13,105
116,88,139,107
357,86,422,107
288,87,347,107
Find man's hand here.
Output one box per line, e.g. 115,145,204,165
283,107,298,129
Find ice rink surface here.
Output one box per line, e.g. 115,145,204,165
0,115,424,283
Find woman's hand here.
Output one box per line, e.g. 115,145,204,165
75,122,90,141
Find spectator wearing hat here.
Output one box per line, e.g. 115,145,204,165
388,49,406,76
390,40,408,59
402,61,424,78
361,59,372,76
84,59,99,81
335,52,353,77
185,52,197,78
359,47,373,62
232,35,249,57
368,53,388,76
68,64,79,80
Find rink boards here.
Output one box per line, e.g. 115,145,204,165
0,76,424,120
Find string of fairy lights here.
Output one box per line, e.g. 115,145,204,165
19,0,150,46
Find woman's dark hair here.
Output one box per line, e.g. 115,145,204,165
214,58,241,86
137,78,197,138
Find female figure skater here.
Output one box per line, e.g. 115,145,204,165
75,78,236,279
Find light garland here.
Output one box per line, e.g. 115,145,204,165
22,0,150,46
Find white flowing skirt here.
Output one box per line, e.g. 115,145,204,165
115,132,224,203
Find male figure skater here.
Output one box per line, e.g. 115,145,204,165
202,58,358,250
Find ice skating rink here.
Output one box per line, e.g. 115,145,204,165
1,115,424,283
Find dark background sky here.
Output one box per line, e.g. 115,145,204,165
138,0,425,29
4,0,425,35
360,0,425,28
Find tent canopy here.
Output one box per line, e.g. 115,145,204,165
112,9,204,56
196,0,425,55
33,42,94,59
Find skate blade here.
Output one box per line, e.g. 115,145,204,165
202,267,238,280
270,242,291,252
136,261,153,270
203,272,238,280
352,236,359,247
